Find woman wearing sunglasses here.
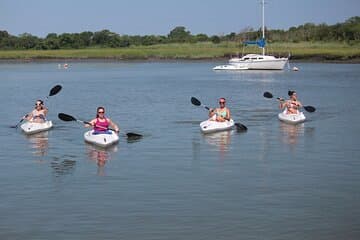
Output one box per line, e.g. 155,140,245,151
209,97,231,122
24,100,48,123
86,106,120,133
279,90,303,114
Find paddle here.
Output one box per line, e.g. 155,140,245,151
263,91,316,113
191,97,248,131
12,85,62,128
58,113,142,139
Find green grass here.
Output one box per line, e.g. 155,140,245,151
0,42,359,60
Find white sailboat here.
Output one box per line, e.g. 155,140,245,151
213,0,288,71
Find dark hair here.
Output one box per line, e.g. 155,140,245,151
288,90,296,96
96,106,105,118
219,97,226,102
35,99,44,109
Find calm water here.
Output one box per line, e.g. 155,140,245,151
0,61,359,239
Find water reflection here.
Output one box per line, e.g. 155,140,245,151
279,122,305,146
86,144,118,175
202,130,233,158
24,131,49,159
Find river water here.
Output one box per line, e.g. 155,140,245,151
0,61,359,239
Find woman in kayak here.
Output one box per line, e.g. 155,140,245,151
86,106,120,134
209,97,231,122
24,100,48,123
279,90,303,114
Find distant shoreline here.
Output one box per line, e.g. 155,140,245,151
0,56,359,64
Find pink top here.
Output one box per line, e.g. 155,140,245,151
94,118,109,132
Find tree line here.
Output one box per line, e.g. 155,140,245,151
0,16,359,50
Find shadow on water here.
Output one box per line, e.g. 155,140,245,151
50,155,76,177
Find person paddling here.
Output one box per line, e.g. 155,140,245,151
24,100,48,123
209,97,231,122
279,90,303,114
85,106,120,134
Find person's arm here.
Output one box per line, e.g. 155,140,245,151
25,112,32,121
85,119,95,128
224,109,231,121
42,105,48,115
108,119,120,133
208,108,215,118
279,98,286,109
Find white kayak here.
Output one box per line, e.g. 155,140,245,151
84,130,119,148
20,120,53,134
200,118,235,134
278,110,306,124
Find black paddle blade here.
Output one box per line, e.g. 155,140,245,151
49,85,62,96
126,132,142,138
304,106,316,113
58,113,76,122
191,97,201,106
235,123,247,131
126,132,143,140
263,92,273,98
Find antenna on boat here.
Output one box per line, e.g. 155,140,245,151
261,0,265,56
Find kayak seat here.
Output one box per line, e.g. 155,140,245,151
92,130,112,135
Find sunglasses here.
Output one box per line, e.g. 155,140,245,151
98,111,105,114
35,103,42,106
219,101,226,104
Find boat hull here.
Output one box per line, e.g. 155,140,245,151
214,54,288,70
20,121,53,134
200,119,235,134
213,65,248,70
84,130,119,148
278,110,306,124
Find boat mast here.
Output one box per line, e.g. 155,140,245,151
262,0,265,55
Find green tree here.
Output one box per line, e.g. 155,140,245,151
17,33,39,49
195,33,209,42
210,35,221,44
93,29,112,46
79,31,93,47
168,26,191,43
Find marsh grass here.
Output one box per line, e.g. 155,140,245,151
0,42,359,60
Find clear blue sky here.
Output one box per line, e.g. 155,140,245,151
1,0,359,37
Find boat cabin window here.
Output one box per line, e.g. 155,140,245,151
244,58,250,60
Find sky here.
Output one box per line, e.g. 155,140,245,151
1,0,359,37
